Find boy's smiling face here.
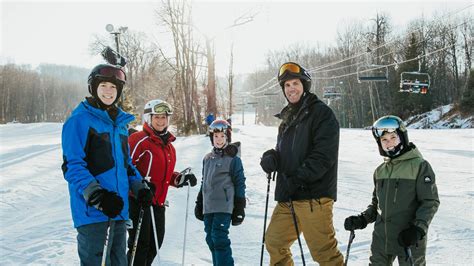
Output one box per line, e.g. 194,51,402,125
213,131,226,149
380,131,401,152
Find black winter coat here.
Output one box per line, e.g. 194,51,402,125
274,93,340,202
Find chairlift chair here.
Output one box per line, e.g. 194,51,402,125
322,86,342,100
399,72,430,94
357,64,389,83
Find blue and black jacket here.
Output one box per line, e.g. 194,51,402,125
62,99,142,228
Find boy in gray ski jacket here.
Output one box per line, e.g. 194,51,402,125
194,119,246,266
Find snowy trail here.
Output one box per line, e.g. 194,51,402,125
0,122,473,265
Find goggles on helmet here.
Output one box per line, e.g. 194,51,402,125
96,66,126,83
372,117,401,138
209,120,231,133
278,63,301,78
145,102,173,115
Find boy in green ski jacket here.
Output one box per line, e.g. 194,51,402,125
344,115,440,265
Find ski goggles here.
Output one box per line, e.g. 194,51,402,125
278,63,301,78
209,120,230,132
372,117,401,138
96,66,126,83
145,102,173,115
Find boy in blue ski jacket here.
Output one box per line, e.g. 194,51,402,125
194,119,246,266
61,64,153,265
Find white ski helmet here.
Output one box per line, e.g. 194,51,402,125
142,99,173,126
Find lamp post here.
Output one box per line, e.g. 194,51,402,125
105,24,127,106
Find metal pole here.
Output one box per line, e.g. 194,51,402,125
289,199,306,266
129,208,145,266
101,219,112,266
150,206,161,265
344,230,355,266
405,247,414,266
181,183,191,266
260,172,274,266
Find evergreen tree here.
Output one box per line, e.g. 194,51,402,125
460,69,474,112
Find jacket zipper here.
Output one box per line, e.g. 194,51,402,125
384,163,394,253
291,124,298,152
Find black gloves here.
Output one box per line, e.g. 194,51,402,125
177,173,198,188
194,190,204,221
398,224,424,247
88,189,124,218
260,149,279,174
232,197,246,226
285,175,301,198
137,187,153,208
344,215,368,231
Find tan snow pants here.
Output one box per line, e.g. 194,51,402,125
265,198,344,266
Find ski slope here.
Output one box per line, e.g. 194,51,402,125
0,118,473,265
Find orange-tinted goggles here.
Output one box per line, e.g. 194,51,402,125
279,63,301,77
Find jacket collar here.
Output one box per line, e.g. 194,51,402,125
143,122,176,144
76,99,134,126
384,146,423,164
276,92,320,120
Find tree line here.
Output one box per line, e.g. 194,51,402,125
1,1,472,130
247,12,472,128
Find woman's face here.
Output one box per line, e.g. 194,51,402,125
151,114,169,132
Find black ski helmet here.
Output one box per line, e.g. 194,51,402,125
87,64,126,105
209,119,232,146
371,115,410,158
277,62,312,92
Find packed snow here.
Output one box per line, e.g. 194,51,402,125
0,113,473,265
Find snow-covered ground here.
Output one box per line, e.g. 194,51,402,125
1,114,473,265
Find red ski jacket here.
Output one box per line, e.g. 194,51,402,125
129,123,179,206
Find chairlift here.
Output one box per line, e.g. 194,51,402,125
399,72,430,94
399,56,430,94
357,64,389,83
322,85,342,100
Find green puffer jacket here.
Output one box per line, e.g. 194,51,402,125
362,145,440,256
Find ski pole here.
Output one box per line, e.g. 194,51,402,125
344,230,355,266
405,247,414,266
289,198,306,266
101,219,112,266
180,167,192,266
129,207,145,266
150,206,160,265
260,171,274,266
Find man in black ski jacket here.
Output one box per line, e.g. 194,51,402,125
260,62,344,265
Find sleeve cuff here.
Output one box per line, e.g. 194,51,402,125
83,180,101,203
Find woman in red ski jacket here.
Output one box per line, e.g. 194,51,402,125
127,99,197,265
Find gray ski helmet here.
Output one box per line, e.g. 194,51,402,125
277,62,312,92
371,115,409,157
87,64,126,104
209,119,232,145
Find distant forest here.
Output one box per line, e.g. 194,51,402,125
1,1,472,131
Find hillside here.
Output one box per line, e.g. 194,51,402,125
406,104,473,129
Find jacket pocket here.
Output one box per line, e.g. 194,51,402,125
84,127,115,176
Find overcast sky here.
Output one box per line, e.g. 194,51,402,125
1,0,472,76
